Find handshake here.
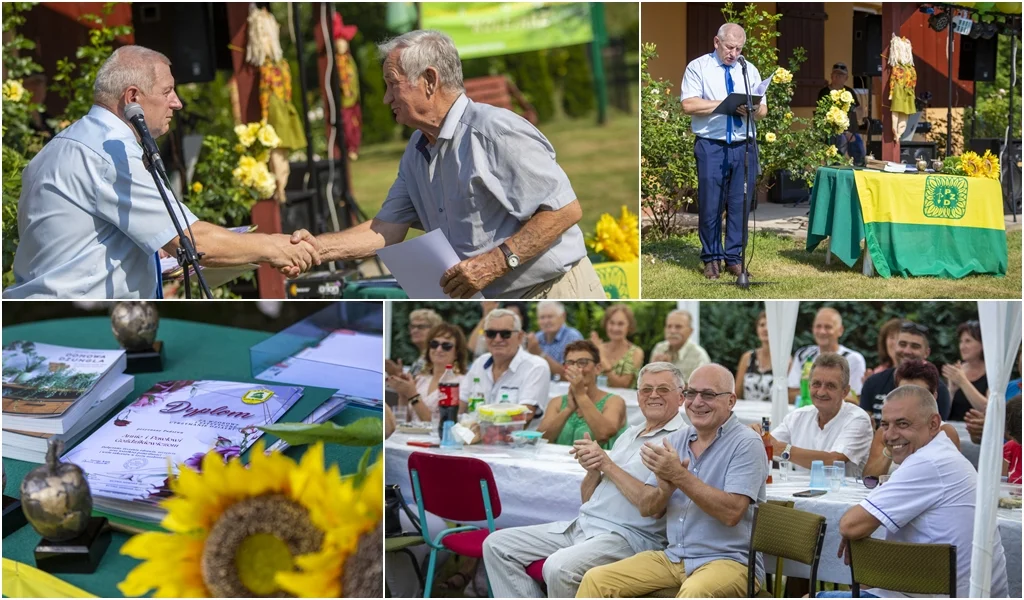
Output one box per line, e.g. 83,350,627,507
267,229,326,278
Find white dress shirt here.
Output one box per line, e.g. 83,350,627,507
462,347,551,406
772,400,874,476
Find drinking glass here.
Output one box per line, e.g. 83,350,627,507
393,404,408,424
828,467,842,492
832,460,846,486
777,459,790,482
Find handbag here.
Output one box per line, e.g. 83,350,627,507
385,483,422,538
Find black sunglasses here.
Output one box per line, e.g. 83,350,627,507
429,340,454,351
900,321,929,335
485,329,516,340
862,475,880,489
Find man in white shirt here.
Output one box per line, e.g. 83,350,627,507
463,308,550,418
788,308,866,402
650,310,710,384
826,385,1009,599
756,353,873,477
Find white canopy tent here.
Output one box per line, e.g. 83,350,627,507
970,301,1022,597
764,301,800,428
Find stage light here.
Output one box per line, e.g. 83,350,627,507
929,11,950,32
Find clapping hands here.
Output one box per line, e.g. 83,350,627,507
640,438,689,484
571,432,609,473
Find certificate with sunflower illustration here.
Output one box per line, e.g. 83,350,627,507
63,379,304,521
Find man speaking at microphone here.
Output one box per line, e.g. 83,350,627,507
681,23,767,280
4,45,321,299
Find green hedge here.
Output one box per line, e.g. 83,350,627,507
390,302,1006,378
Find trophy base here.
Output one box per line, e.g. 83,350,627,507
3,495,28,538
126,341,164,374
34,516,111,574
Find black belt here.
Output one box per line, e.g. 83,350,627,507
696,136,750,147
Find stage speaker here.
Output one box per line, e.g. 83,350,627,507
131,3,231,84
899,141,937,165
959,36,998,82
769,170,810,204
853,12,883,77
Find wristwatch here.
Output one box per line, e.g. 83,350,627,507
498,242,520,269
781,444,792,461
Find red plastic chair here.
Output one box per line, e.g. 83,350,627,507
526,558,547,586
408,452,503,598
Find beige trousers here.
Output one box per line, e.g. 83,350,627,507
576,550,753,598
521,257,607,300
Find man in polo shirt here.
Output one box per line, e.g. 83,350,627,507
289,30,604,300
756,353,873,477
860,321,952,423
651,310,710,383
483,362,687,598
463,308,550,418
527,300,584,378
788,308,867,403
823,385,1008,598
681,23,767,280
577,364,768,597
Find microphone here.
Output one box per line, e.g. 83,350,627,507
124,103,167,176
737,56,748,71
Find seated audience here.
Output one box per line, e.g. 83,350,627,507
1005,395,1022,484
537,340,627,448
788,307,866,403
864,317,902,381
463,308,550,418
526,300,583,378
860,321,952,423
482,362,686,598
736,311,787,402
755,353,873,477
650,310,710,383
863,359,961,478
823,385,1008,598
943,319,989,421
470,301,530,358
386,308,443,376
387,322,468,422
577,364,768,598
589,303,645,388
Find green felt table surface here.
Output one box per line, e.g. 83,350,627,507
2,317,382,598
806,166,866,267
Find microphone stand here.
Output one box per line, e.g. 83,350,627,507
142,154,212,299
737,59,756,290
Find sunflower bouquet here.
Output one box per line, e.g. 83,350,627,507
941,150,1001,181
587,206,640,263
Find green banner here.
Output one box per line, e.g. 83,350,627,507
420,2,594,59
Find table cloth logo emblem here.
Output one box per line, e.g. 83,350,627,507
923,175,969,220
242,389,275,404
596,264,627,299
123,457,147,470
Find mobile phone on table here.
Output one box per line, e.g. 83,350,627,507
407,440,440,448
793,489,828,498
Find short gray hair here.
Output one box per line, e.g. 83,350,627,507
93,45,171,106
537,300,566,316
667,309,693,326
717,23,746,42
638,361,685,390
485,308,522,332
810,352,851,389
377,30,465,93
885,384,939,418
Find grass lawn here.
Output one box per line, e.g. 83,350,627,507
642,230,1022,299
348,111,639,238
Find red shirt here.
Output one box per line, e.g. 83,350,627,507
1004,440,1022,484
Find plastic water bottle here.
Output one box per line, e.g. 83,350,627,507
467,377,485,414
798,357,814,408
437,365,460,439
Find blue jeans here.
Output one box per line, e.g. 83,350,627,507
695,137,758,265
816,591,879,598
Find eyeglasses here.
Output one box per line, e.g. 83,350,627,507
429,340,454,351
638,385,680,397
564,358,596,368
682,389,733,402
900,321,929,335
485,329,517,340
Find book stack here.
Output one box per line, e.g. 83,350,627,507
2,341,132,463
62,380,305,523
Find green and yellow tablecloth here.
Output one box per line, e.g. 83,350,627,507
808,166,1008,278
1,317,381,598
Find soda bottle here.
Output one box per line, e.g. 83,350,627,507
437,365,460,439
762,417,773,484
798,357,814,408
467,377,485,414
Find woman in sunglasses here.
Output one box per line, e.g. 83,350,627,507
388,322,468,422
537,340,627,448
862,359,960,479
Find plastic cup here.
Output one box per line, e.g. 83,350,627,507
828,468,842,492
832,460,846,485
393,405,408,424
440,420,462,448
809,460,827,489
777,459,790,482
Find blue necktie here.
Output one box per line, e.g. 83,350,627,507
723,64,742,143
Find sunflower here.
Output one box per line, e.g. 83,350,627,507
960,151,984,178
980,149,1000,180
118,443,382,598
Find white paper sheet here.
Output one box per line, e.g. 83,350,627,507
375,229,484,299
752,70,776,96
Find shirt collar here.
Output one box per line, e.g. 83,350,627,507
437,94,469,141
687,413,738,442
546,324,570,343
90,104,140,144
483,346,525,373
709,51,732,69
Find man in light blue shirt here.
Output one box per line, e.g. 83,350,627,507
288,30,605,300
681,23,767,280
527,300,584,377
4,46,321,299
